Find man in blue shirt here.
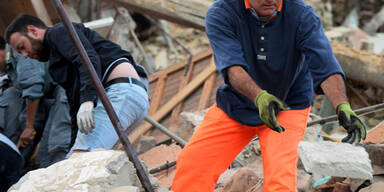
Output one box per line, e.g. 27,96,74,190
172,0,366,191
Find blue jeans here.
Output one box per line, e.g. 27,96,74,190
67,79,149,156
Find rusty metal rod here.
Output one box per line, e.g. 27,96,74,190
50,1,153,191
149,160,176,174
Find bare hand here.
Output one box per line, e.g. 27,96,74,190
17,128,36,148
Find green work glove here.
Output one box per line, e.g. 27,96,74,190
254,91,290,133
336,102,367,144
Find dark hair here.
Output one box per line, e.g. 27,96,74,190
5,14,47,43
0,36,5,50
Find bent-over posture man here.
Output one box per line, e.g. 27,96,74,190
172,0,366,191
6,14,149,156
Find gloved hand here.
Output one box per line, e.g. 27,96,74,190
77,101,95,134
336,102,366,144
254,90,290,133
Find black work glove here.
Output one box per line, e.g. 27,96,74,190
336,102,367,144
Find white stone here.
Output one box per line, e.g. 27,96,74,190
8,150,163,192
298,141,373,180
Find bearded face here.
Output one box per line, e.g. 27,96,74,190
9,32,47,61
25,34,45,61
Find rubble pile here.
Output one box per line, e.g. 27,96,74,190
4,0,384,192
8,150,170,192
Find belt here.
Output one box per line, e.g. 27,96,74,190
104,77,147,92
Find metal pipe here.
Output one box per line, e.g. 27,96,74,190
50,1,154,191
149,160,176,174
144,116,187,147
307,102,384,127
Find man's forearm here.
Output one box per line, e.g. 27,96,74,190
320,74,347,109
26,101,39,129
227,66,262,101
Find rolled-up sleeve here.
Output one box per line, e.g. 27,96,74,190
206,6,249,84
297,7,345,94
16,55,45,103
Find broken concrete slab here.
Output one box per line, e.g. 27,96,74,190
8,149,164,192
298,141,373,180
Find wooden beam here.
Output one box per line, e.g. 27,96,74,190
148,74,167,115
168,57,196,129
331,42,384,89
149,49,212,83
129,59,217,143
198,72,217,110
113,0,213,31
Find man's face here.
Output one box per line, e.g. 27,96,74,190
0,50,5,72
250,0,281,17
9,32,44,61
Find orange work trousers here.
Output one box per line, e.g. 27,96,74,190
172,104,311,192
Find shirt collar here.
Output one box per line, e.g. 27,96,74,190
244,0,283,12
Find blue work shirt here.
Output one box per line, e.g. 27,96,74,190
206,0,345,126
5,45,54,104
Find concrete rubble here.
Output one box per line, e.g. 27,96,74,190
8,149,169,192
220,168,262,192
298,141,373,180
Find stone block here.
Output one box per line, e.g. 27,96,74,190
298,141,373,180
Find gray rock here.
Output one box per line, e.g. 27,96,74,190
298,141,373,180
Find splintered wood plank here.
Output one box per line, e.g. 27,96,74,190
198,72,217,110
168,60,196,129
149,74,167,115
130,59,217,143
148,49,212,83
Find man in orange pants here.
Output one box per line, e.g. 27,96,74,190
172,0,366,191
